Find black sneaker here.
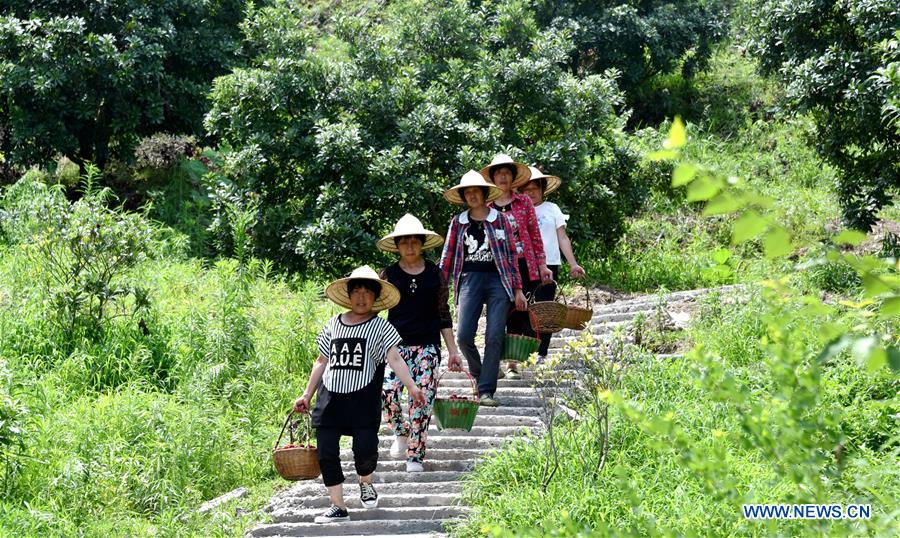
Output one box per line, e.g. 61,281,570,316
359,481,378,508
313,504,349,523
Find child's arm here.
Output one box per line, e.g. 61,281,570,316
294,354,328,413
386,347,426,406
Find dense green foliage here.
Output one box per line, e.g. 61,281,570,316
0,0,246,169
459,117,899,537
531,0,728,122
206,0,666,275
747,0,899,229
0,171,337,535
459,293,898,536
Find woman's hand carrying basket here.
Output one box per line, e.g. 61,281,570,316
503,309,541,361
527,280,567,334
272,410,321,481
433,368,480,431
562,285,593,330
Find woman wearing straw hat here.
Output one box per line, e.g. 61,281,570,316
293,265,425,523
481,154,553,379
439,171,526,407
519,166,586,361
377,214,464,473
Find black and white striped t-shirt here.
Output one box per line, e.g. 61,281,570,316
316,314,402,394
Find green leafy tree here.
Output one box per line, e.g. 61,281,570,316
206,0,649,275
747,0,900,229
531,0,729,106
0,0,247,169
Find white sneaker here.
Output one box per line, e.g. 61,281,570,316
389,436,408,458
406,461,424,473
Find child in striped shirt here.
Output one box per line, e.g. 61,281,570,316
294,265,425,524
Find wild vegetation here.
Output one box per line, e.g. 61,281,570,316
0,0,896,536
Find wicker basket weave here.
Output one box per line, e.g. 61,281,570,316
562,285,593,330
272,410,321,481
433,368,480,431
527,281,567,333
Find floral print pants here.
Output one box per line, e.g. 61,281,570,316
382,344,439,463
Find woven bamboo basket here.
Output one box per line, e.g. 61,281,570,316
272,410,320,481
432,368,480,431
503,309,541,361
562,285,593,330
527,280,567,333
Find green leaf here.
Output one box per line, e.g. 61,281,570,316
817,335,851,363
686,176,721,202
763,226,792,258
833,230,867,246
703,192,745,216
850,336,878,367
862,273,892,297
711,249,732,264
888,347,900,373
663,116,687,149
880,296,900,316
731,210,768,245
672,163,697,187
866,347,887,373
647,149,678,161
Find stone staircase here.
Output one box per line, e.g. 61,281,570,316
247,285,742,537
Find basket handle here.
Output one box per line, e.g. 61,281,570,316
274,410,314,451
526,280,557,304
507,306,540,335
434,367,479,398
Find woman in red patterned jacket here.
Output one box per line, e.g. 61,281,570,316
480,154,553,378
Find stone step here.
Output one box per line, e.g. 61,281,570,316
366,448,495,462
270,505,467,524
471,405,544,416
437,377,541,388
380,414,543,431
590,309,654,323
249,518,449,537
308,535,446,538
278,480,463,499
276,492,461,510
341,459,473,473
363,470,467,483
378,435,510,449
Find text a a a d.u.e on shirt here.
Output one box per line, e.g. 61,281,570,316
317,315,400,394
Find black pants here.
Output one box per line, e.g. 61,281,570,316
507,258,540,338
534,265,559,356
316,427,379,487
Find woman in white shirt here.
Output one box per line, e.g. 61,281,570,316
519,166,586,360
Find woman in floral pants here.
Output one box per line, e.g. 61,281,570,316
377,214,464,472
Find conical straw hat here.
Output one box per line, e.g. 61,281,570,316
325,265,401,311
376,213,444,253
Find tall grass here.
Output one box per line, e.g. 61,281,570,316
0,177,339,535
458,292,898,537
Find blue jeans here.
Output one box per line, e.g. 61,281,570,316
456,271,511,396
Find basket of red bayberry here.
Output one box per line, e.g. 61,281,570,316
272,410,320,480
432,368,480,431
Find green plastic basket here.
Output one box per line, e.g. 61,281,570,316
432,368,480,431
503,309,540,361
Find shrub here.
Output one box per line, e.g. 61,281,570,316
0,1,247,169
2,167,159,342
205,0,644,276
747,0,900,229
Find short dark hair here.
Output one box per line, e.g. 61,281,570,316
489,163,517,182
393,234,427,248
460,186,490,204
347,279,382,299
524,178,547,194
